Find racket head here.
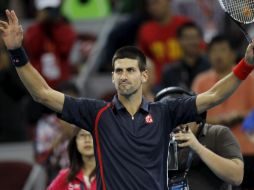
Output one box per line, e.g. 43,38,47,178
218,0,254,24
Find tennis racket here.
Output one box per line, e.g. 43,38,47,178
218,0,254,43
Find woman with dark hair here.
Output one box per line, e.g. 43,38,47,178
47,128,96,190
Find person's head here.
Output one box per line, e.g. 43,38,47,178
67,128,95,182
145,0,171,22
208,35,236,74
176,122,199,135
177,22,203,58
155,86,206,127
35,0,62,23
112,46,148,97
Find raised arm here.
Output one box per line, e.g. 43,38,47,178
0,10,64,112
196,42,254,114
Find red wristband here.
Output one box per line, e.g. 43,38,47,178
233,59,254,80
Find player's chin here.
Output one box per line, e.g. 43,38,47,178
119,89,135,97
118,88,131,94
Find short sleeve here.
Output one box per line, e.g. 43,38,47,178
58,95,107,132
166,96,199,127
214,126,243,161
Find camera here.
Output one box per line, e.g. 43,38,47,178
168,133,178,170
168,126,188,170
168,126,191,190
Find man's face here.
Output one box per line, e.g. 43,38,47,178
112,58,148,97
209,42,236,73
179,27,201,57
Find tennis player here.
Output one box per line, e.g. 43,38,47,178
0,10,253,190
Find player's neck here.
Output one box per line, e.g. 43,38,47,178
118,90,143,117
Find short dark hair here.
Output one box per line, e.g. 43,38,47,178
155,86,206,122
177,22,203,39
208,35,235,51
112,46,147,71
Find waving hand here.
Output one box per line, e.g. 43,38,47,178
0,10,23,49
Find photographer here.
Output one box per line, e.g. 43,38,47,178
155,87,244,190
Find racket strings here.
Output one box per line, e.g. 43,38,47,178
220,0,254,23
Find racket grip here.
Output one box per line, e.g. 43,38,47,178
233,59,254,80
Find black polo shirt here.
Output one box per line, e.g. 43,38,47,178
60,95,199,190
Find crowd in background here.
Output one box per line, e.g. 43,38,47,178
0,0,254,189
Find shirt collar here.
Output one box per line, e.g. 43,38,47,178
76,169,96,183
112,95,149,113
76,169,84,182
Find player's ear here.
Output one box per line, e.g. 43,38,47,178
141,70,148,83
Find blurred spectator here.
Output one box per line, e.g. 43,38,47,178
162,22,210,90
172,0,225,42
24,0,76,89
192,35,254,126
47,128,96,190
35,81,79,184
0,39,29,142
138,0,191,83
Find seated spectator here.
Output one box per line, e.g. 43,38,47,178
155,87,243,190
192,35,254,126
47,128,96,190
24,0,76,88
138,0,191,83
162,22,210,90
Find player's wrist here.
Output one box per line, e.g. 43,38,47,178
8,47,28,67
232,58,254,80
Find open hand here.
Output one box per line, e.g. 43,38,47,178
0,10,23,50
